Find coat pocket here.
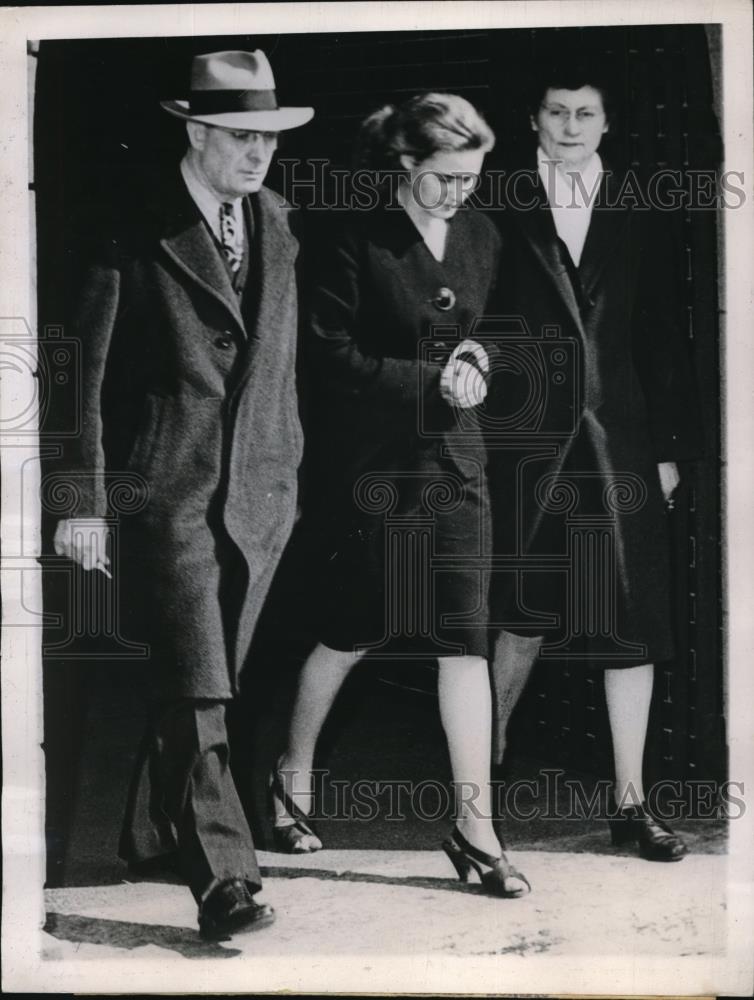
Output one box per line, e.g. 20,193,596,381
136,395,225,519
126,393,166,474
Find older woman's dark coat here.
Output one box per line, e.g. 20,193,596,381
63,179,303,699
486,167,702,666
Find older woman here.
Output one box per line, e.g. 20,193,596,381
270,93,530,897
487,64,701,860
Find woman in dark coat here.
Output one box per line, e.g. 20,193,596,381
271,93,530,896
487,64,702,861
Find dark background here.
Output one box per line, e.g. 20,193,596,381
34,24,725,886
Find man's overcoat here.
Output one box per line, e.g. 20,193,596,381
65,177,303,698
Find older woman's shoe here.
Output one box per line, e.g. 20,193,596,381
198,878,275,940
609,803,688,861
442,827,530,898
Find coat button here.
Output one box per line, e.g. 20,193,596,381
214,334,233,349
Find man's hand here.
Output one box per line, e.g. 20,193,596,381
54,518,111,577
657,462,680,507
439,339,489,410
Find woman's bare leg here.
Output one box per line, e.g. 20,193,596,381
604,663,654,807
275,643,364,842
437,654,529,892
437,654,506,856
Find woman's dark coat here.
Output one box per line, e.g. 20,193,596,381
62,177,303,698
486,165,702,665
303,204,501,655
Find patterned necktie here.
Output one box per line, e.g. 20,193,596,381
219,202,243,274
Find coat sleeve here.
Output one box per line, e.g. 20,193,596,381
59,245,122,518
631,209,704,462
476,216,504,375
306,224,442,404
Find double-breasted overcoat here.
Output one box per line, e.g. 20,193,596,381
486,165,702,665
65,176,303,698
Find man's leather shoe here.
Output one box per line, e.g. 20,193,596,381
198,878,275,940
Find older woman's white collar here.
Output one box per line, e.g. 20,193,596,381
537,147,605,266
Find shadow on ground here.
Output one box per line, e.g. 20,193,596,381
44,912,240,959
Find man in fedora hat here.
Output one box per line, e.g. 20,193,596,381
53,50,313,939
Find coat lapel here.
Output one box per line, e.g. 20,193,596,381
158,176,246,335
509,164,632,327
507,171,586,339
233,187,298,381
577,169,631,297
252,188,298,331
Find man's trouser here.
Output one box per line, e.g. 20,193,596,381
119,699,261,902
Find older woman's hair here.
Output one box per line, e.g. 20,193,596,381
354,92,495,171
527,60,617,125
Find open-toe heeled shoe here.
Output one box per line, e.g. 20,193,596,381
609,802,688,862
442,826,530,898
268,761,322,854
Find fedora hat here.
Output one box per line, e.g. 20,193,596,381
161,50,314,131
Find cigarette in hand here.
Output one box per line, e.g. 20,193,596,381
96,562,112,580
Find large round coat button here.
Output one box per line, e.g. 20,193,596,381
433,287,456,311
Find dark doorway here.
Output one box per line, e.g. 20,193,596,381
34,24,724,886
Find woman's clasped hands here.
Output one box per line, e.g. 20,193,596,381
439,338,489,409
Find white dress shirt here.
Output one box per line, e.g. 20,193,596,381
537,146,604,267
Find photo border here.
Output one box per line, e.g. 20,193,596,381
1,2,752,994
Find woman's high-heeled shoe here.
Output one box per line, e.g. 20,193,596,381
609,803,688,862
442,827,531,898
268,761,323,854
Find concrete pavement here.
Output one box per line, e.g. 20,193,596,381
43,847,725,960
